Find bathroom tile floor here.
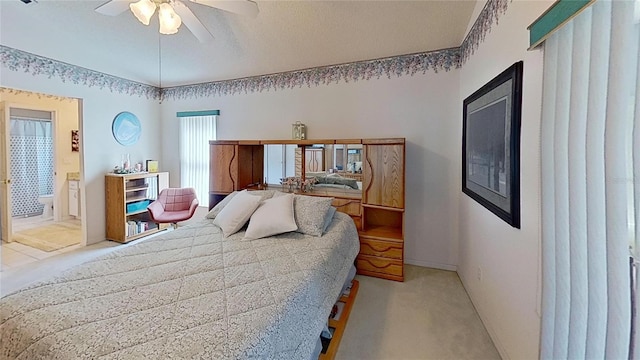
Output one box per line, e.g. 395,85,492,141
2,217,82,271
12,215,80,233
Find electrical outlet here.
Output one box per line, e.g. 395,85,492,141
477,267,483,282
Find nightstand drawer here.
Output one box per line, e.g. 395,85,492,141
359,238,403,259
356,255,403,278
332,198,361,216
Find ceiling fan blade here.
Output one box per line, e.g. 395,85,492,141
95,0,132,16
172,1,214,43
189,0,259,18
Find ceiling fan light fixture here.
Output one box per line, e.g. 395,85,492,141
130,0,157,26
158,3,182,35
98,0,256,41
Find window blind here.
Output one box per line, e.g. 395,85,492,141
178,114,217,208
540,0,639,358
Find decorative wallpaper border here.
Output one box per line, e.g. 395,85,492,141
0,86,77,102
0,46,161,100
162,47,461,100
0,0,507,101
460,0,510,63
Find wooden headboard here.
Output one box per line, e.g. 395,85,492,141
209,138,407,281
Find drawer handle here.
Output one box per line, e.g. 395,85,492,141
335,200,359,206
361,259,395,270
334,201,360,210
362,243,397,253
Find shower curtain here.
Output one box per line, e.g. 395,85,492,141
9,117,53,217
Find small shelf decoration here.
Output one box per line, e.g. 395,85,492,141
71,130,79,152
291,121,307,140
146,160,159,173
112,111,142,146
113,154,147,174
280,176,317,192
280,177,298,192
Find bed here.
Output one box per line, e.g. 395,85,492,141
304,172,362,191
0,192,359,359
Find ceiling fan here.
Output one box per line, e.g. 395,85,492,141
95,0,259,43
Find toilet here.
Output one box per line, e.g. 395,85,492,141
38,194,54,219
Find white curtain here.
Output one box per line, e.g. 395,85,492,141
179,115,216,208
9,117,53,217
540,0,640,358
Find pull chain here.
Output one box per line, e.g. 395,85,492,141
158,35,162,104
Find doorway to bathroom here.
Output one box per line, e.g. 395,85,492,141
10,110,54,221
0,95,83,270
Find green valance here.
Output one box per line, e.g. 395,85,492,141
528,0,595,49
176,110,220,117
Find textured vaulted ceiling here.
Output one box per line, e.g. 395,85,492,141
0,0,476,87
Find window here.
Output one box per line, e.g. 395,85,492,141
178,111,218,208
539,1,639,358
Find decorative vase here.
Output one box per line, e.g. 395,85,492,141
121,154,130,170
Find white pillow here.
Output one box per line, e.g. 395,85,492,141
271,190,288,198
205,191,238,219
322,206,337,234
206,190,279,220
244,193,297,240
244,190,278,202
213,190,262,237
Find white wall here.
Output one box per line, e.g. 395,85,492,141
160,70,462,270
0,70,162,245
457,0,553,358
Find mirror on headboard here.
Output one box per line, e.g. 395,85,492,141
263,143,363,197
318,143,363,180
263,144,297,185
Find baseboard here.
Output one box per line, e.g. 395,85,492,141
457,272,510,360
404,258,457,271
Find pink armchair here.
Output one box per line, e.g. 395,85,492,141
147,188,199,227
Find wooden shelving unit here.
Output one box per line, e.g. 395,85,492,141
359,225,403,241
209,138,406,281
208,142,264,207
105,172,169,243
125,208,149,216
125,195,148,203
359,140,406,281
319,279,360,360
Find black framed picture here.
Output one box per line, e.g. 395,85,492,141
462,61,523,228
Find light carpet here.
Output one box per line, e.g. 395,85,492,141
336,265,500,359
13,222,81,252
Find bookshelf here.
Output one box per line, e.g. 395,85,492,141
105,172,169,243
319,279,360,360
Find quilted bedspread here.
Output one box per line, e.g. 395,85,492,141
0,212,359,359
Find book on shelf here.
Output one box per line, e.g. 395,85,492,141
330,301,345,321
126,220,150,237
341,281,353,298
320,327,336,354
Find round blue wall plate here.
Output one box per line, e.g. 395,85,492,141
112,111,141,146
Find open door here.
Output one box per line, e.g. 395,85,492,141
0,102,12,242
